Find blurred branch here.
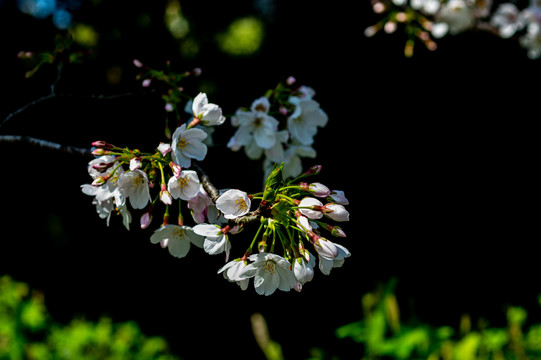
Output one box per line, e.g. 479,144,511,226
1,90,157,129
0,135,92,157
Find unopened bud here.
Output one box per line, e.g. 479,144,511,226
91,176,108,187
169,161,182,178
300,182,331,198
91,141,115,149
140,211,153,229
313,237,338,259
92,161,114,173
133,59,144,68
303,165,322,177
160,183,173,205
322,203,350,222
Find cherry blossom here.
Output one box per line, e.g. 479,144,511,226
150,225,204,258
167,170,200,200
192,92,226,126
118,170,151,209
171,124,208,168
239,253,296,296
215,189,251,219
218,259,249,290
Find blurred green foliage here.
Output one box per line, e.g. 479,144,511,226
333,279,541,360
0,276,179,360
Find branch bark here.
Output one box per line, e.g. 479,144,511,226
0,135,92,157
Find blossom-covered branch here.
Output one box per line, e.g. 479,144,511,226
367,0,541,59
79,62,352,296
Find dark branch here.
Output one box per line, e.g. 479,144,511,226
0,135,92,157
191,162,220,203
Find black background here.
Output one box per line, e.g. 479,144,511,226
0,1,538,359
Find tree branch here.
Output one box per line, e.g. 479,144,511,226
0,135,92,157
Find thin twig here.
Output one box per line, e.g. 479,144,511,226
1,89,157,129
0,135,92,157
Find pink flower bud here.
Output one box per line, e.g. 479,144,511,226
169,161,182,178
91,141,115,149
142,79,152,87
303,165,322,176
164,103,174,112
300,182,330,197
130,157,142,171
133,59,144,68
160,183,173,205
140,212,153,229
91,148,109,156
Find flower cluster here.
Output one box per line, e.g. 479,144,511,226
227,77,328,180
367,0,541,59
214,163,351,295
81,91,224,231
81,67,350,295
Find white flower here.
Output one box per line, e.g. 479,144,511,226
158,142,171,156
218,259,249,290
293,250,316,285
328,190,349,205
193,223,231,260
192,92,226,126
240,253,296,296
313,237,339,260
230,105,280,150
150,225,204,258
287,97,328,145
171,124,208,168
118,170,151,209
323,203,350,222
81,156,124,206
298,197,323,220
491,3,527,38
434,0,475,35
318,243,351,275
215,189,251,219
167,170,200,200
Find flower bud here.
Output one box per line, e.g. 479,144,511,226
130,157,142,171
169,161,182,178
300,182,330,198
91,176,107,187
91,141,115,149
313,237,338,260
160,183,173,205
140,211,153,229
303,165,322,177
133,59,144,68
322,204,350,222
92,161,113,173
91,148,110,156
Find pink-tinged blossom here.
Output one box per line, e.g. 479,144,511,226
323,203,350,222
312,237,339,260
158,142,171,156
171,124,208,168
301,182,330,197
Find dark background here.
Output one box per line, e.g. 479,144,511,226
0,1,538,359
